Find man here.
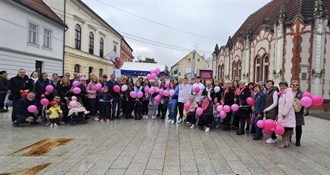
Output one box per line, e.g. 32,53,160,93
70,72,80,84
158,74,165,84
192,76,205,104
177,78,191,124
9,69,34,122
110,77,122,119
106,74,116,90
12,92,40,127
45,94,66,126
0,71,9,112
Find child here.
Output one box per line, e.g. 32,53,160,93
184,95,198,128
46,101,63,127
68,96,90,116
213,97,220,128
99,86,112,122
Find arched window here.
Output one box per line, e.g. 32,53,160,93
89,32,94,54
113,45,117,53
263,56,269,81
238,61,242,79
99,68,103,78
88,66,93,74
232,62,237,79
221,65,225,80
255,57,260,82
74,64,80,73
75,24,81,50
100,38,104,57
218,65,221,79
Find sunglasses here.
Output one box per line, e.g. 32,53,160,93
291,84,299,86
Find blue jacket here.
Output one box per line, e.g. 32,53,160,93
167,86,179,104
254,91,265,115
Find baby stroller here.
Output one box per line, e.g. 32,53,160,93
66,96,88,126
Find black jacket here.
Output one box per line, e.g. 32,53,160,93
202,87,216,101
35,79,54,101
99,91,112,102
200,102,213,118
78,84,88,99
15,97,39,117
236,87,252,117
222,88,235,105
9,75,33,100
0,76,9,92
56,83,72,102
110,82,121,99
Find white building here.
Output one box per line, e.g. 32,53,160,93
0,0,66,77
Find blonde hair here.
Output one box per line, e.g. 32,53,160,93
239,80,246,85
206,80,212,86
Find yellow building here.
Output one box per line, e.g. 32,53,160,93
170,50,209,79
44,0,124,78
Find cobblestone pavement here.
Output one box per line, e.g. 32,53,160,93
0,109,330,175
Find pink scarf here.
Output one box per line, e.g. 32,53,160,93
236,87,246,96
202,102,209,111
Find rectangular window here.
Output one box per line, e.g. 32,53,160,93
28,23,38,44
264,65,268,81
256,67,260,82
43,29,51,48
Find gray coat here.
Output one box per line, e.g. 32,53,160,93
294,90,305,126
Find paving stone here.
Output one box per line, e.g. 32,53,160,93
146,158,164,170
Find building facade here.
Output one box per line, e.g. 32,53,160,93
171,51,209,79
212,0,330,100
44,0,127,78
120,39,134,68
0,0,65,77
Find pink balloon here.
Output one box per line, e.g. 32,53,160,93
155,95,161,102
208,96,212,101
137,92,143,98
274,123,285,136
40,98,49,106
300,97,312,107
99,88,104,93
165,82,170,89
184,102,190,111
45,91,50,95
144,87,149,93
149,87,155,95
45,85,54,93
155,68,161,75
264,119,276,130
163,90,169,97
169,90,175,96
302,92,313,99
153,100,160,106
256,120,264,128
263,128,273,135
130,91,137,98
95,83,102,90
215,103,220,108
146,74,152,80
150,70,155,74
151,73,157,80
219,111,227,119
72,87,81,94
121,85,128,91
72,81,80,88
113,85,120,93
27,105,37,113
194,86,200,93
217,105,223,112
231,104,239,112
196,107,203,115
159,89,164,96
246,97,255,105
223,105,231,113
312,95,323,106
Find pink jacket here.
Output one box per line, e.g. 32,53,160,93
277,88,296,128
86,82,97,99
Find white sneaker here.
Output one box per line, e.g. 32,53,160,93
205,127,210,132
54,123,58,127
145,115,148,119
190,124,195,129
167,119,171,123
152,115,156,119
45,122,51,126
170,120,174,124
50,124,53,127
266,138,277,144
177,118,182,124
94,117,99,121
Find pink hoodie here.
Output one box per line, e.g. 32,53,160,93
277,88,296,128
86,82,97,99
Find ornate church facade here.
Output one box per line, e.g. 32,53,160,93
212,0,330,100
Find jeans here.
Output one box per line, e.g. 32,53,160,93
151,97,157,116
254,114,263,138
112,98,122,118
11,100,18,122
177,102,184,119
167,103,176,120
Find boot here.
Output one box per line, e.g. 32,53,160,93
236,119,245,135
278,137,289,148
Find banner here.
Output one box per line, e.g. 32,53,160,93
109,50,121,68
113,68,121,78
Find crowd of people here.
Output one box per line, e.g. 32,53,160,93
0,68,307,147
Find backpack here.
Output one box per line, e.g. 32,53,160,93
293,98,302,112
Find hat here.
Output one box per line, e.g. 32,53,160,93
0,71,6,75
224,80,231,84
80,77,87,81
21,91,28,98
50,101,57,106
102,74,108,78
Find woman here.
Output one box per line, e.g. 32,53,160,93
221,81,235,131
232,80,239,130
252,84,265,140
78,77,89,111
197,96,213,132
133,80,144,120
235,80,251,135
246,82,255,131
277,81,296,148
56,76,72,103
290,80,307,146
122,77,134,119
167,82,178,124
202,80,215,102
35,72,54,102
142,79,151,119
30,71,39,85
51,73,60,88
158,81,167,119
150,81,159,119
210,78,215,87
86,75,99,120
184,95,198,128
263,80,279,144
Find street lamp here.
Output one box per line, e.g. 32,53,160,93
191,50,196,78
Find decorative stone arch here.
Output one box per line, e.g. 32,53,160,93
74,64,80,73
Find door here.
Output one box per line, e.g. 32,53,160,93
35,61,42,77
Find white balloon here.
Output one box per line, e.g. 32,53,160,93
169,90,175,96
214,86,220,93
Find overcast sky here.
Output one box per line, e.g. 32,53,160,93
83,0,270,68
